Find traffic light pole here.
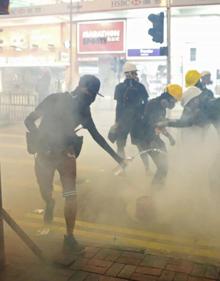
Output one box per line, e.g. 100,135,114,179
167,0,171,84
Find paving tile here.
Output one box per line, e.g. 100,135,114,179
166,260,193,274
159,270,175,281
71,257,90,270
69,270,89,281
118,265,136,279
94,249,113,260
116,256,142,266
106,263,125,277
130,272,159,281
84,247,101,259
174,272,188,281
85,273,101,281
88,259,112,269
191,264,207,277
205,265,219,279
120,252,145,260
188,277,217,281
104,250,121,262
99,276,128,281
141,255,169,269
136,266,162,276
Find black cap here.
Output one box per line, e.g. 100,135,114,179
79,75,103,96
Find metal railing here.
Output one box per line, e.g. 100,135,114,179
0,94,37,122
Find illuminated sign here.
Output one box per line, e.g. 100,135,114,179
77,21,125,54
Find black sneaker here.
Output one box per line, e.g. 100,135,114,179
44,199,55,224
63,235,84,254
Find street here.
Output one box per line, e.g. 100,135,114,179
1,109,220,262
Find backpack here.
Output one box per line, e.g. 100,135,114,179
122,80,139,107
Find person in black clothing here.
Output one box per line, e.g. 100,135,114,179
133,84,182,186
110,62,149,167
24,75,125,253
200,71,214,98
158,70,214,130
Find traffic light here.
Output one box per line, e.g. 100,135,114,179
0,0,9,15
148,12,164,44
160,46,168,56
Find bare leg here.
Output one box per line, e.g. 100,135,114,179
64,196,77,236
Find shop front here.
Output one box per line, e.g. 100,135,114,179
0,21,71,120
75,7,168,105
76,19,126,108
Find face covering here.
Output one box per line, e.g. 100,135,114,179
78,89,96,107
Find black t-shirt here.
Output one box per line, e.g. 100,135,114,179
133,97,166,144
25,92,122,163
114,79,149,123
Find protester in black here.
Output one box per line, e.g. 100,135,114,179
133,84,182,186
110,62,149,168
24,75,124,253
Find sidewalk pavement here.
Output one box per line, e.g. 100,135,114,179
1,226,220,281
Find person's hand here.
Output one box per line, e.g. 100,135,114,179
155,127,162,135
119,157,133,169
114,157,132,176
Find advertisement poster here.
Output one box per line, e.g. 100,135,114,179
77,20,125,54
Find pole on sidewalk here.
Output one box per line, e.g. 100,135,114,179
0,165,45,265
1,209,44,261
0,166,6,269
167,0,171,84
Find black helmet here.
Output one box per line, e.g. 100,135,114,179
79,75,101,96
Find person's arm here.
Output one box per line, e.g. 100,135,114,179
24,111,41,133
167,118,194,128
114,85,123,123
24,94,54,132
115,102,123,123
157,109,194,128
140,84,149,102
161,128,175,145
83,113,123,165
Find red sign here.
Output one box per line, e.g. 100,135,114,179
77,20,125,54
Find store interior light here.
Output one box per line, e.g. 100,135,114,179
10,45,23,51
32,44,39,48
64,40,70,48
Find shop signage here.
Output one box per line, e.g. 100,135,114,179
77,21,125,54
3,1,220,19
111,0,165,9
128,48,161,57
171,0,220,6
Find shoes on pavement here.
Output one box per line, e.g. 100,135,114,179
63,234,84,254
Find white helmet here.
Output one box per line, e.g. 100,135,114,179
123,62,137,73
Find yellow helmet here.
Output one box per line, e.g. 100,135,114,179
185,70,201,87
166,84,182,101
